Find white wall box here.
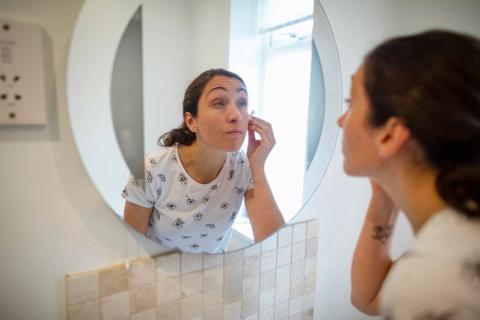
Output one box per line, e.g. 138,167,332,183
0,19,48,125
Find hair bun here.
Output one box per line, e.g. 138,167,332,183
437,165,480,218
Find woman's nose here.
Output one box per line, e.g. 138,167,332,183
227,104,242,122
337,113,345,128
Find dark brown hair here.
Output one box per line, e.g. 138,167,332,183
158,68,246,146
364,30,480,218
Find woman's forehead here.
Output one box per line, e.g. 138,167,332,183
203,76,247,96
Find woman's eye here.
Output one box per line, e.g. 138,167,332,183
212,100,225,107
238,100,248,108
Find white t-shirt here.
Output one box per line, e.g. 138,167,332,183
121,144,253,253
380,207,480,320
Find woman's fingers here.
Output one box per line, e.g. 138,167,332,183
249,117,275,145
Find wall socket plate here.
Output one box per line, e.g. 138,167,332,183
0,18,47,125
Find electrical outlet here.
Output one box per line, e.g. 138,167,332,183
0,19,47,125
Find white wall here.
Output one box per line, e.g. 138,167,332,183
0,0,479,319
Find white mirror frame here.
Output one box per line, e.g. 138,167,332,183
66,0,341,224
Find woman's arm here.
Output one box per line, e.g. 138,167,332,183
244,116,285,242
351,180,399,315
124,201,153,235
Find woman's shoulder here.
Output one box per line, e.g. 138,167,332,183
145,145,178,171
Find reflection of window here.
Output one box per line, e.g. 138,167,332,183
230,0,314,242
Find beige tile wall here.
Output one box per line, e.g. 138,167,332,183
65,219,319,320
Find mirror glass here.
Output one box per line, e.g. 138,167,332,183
67,0,341,253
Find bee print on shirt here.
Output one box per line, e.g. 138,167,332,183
194,212,203,221
146,170,153,183
205,223,216,229
172,154,178,163
166,202,177,210
238,157,245,165
157,188,162,196
189,243,200,250
121,188,128,198
154,208,161,220
173,217,185,229
185,195,196,205
148,158,157,167
216,236,223,242
234,186,244,196
227,170,235,180
163,236,172,241
221,202,230,209
200,233,208,238
181,234,192,239
178,172,188,185
147,199,156,206
202,196,210,204
229,211,237,222
157,173,166,182
211,184,218,190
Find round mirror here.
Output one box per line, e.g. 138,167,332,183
67,0,341,252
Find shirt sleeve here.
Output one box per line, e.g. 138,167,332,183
121,156,159,208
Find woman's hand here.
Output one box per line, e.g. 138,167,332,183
247,116,276,171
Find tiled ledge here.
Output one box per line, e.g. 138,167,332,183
65,219,319,320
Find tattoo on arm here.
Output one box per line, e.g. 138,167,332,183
372,225,394,244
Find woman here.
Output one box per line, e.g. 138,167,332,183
122,68,284,253
339,31,480,319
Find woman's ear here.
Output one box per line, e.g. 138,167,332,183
184,112,198,133
375,117,411,158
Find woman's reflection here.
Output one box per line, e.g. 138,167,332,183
121,69,285,253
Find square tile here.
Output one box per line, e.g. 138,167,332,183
224,262,242,283
274,301,289,320
100,265,128,297
302,309,314,320
290,261,305,282
306,220,319,240
243,275,260,298
131,308,156,320
244,255,261,278
67,300,100,320
225,250,243,266
305,239,318,259
242,295,259,318
156,300,181,320
204,254,223,269
261,234,277,252
156,252,180,280
100,291,129,320
203,306,223,320
276,265,291,287
259,307,274,320
275,283,290,305
302,292,315,311
203,287,223,312
276,246,292,267
277,226,292,248
129,257,156,288
223,277,242,304
66,271,99,305
157,277,181,305
224,301,242,320
292,224,306,244
304,257,316,276
181,292,203,320
304,274,316,294
260,270,276,292
204,265,223,290
181,253,203,274
289,297,303,316
291,242,305,264
130,284,156,315
261,250,276,273
244,243,261,258
259,288,275,311
289,278,304,299
181,271,203,297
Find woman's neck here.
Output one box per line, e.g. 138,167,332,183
177,141,228,184
378,162,447,234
